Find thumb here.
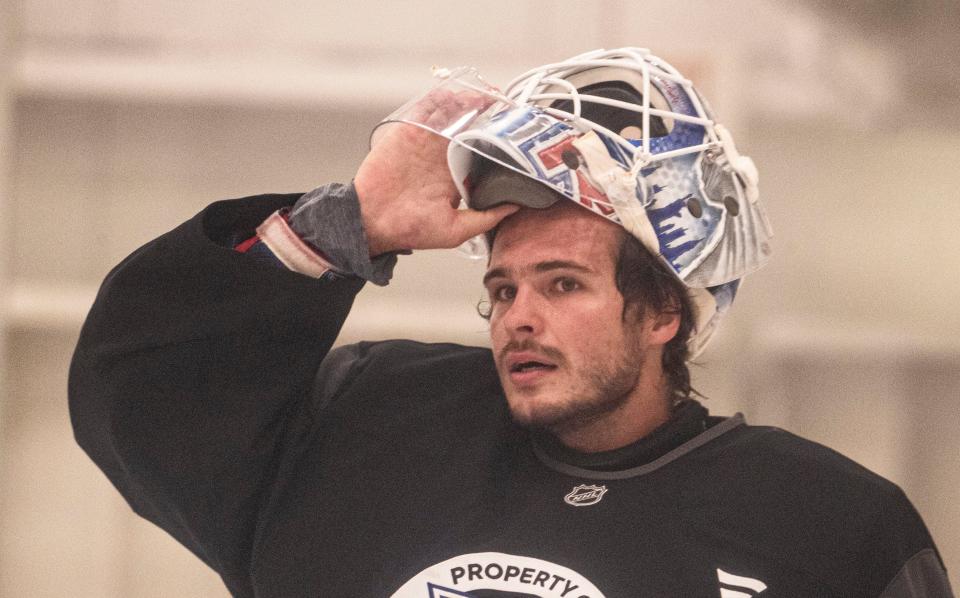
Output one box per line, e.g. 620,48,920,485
449,203,521,246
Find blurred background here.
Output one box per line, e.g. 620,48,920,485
1,0,958,595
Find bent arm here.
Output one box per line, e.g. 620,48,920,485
68,97,516,592
68,192,363,590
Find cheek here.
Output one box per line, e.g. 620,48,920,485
564,297,624,334
488,315,508,350
574,306,634,354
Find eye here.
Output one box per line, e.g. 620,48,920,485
490,284,516,302
553,277,580,293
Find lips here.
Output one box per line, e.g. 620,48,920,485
505,351,558,386
509,361,556,373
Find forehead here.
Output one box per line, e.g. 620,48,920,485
488,203,622,272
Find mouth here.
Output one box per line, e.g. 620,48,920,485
509,361,557,374
504,352,559,386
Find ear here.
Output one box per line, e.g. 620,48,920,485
648,309,681,346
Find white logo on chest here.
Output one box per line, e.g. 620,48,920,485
564,484,608,507
717,567,767,596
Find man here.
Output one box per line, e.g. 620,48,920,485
69,48,952,596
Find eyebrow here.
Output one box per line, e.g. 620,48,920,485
482,260,594,286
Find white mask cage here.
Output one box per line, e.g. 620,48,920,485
371,47,773,358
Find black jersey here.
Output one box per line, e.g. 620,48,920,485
69,195,952,597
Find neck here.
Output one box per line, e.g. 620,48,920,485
552,360,672,453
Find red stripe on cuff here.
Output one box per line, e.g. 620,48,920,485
234,235,261,253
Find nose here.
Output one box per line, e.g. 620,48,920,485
499,286,544,336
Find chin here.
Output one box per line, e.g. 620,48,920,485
506,394,613,431
506,394,566,428
506,387,632,432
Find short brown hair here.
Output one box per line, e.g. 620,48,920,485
612,231,694,402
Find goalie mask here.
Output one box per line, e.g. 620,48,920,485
371,47,773,357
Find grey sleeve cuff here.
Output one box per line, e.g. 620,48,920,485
287,182,398,286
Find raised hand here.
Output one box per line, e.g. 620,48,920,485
354,89,518,257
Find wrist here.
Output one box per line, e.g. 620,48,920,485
353,177,396,257
287,182,399,286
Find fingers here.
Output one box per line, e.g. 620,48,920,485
448,204,521,246
415,88,493,131
408,89,454,124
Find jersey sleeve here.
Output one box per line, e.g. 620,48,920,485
68,192,365,594
875,487,954,598
880,548,954,598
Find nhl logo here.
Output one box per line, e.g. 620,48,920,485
564,484,608,507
